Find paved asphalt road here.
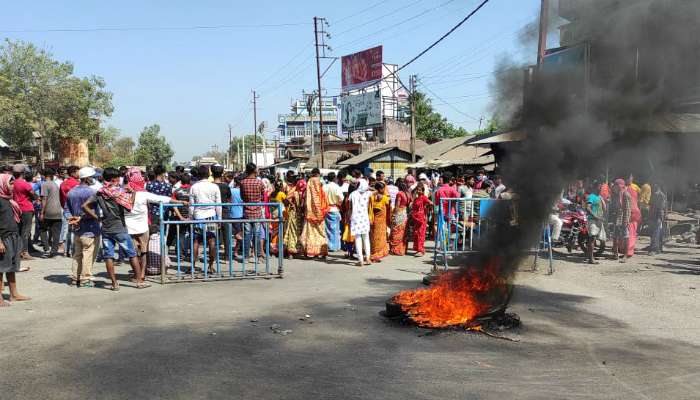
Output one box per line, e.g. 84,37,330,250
1,237,699,399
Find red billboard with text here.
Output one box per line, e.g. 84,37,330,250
341,45,383,91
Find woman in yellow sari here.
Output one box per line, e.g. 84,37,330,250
269,180,287,255
370,182,391,262
300,169,329,258
283,179,305,259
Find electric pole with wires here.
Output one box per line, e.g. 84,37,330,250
313,16,330,169
252,90,260,166
227,124,232,169
410,74,417,163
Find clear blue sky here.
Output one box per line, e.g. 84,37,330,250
1,0,547,162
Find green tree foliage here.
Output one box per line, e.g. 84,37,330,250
192,149,227,164
0,39,112,155
470,119,500,136
409,91,469,142
134,124,174,167
227,134,265,165
90,126,138,168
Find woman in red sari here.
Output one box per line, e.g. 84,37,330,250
389,179,410,255
411,183,433,256
300,169,329,258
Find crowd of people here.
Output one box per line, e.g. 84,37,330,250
0,158,672,305
550,175,668,265
0,162,507,304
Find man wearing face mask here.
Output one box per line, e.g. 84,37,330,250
473,169,487,190
63,167,100,287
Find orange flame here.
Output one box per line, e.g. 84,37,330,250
392,258,508,328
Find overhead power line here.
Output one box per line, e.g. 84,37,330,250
255,42,314,90
418,79,481,122
333,0,391,25
332,0,423,39
344,0,477,52
364,0,490,96
334,0,459,52
398,0,491,72
1,22,310,33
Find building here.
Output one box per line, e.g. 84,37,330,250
277,95,339,147
336,145,418,179
526,0,700,186
411,136,495,171
552,0,700,118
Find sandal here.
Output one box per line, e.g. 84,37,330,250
136,282,152,289
108,283,120,291
19,266,30,272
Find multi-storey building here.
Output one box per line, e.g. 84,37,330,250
277,96,339,145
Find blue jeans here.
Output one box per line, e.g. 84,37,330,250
649,219,664,252
101,232,137,259
243,222,265,258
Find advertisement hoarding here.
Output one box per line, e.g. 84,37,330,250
341,91,382,130
341,45,383,91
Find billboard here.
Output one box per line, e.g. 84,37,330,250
341,90,382,130
341,45,383,91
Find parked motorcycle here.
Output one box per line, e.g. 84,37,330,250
559,206,589,254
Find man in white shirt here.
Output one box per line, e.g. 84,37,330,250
338,171,350,194
189,165,222,272
386,179,399,208
492,175,506,199
124,170,186,281
323,172,344,252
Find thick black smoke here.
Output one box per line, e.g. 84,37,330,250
481,0,700,278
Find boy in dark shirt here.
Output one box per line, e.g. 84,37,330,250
82,168,149,291
172,173,192,258
212,165,233,261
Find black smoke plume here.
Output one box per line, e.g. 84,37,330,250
481,0,700,278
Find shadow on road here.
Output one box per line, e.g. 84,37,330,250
6,270,700,399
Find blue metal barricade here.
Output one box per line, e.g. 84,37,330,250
432,197,554,274
532,224,554,275
150,202,284,284
432,197,510,270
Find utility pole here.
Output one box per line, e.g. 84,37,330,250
260,122,267,167
252,90,260,166
409,75,417,163
306,92,315,157
237,141,241,169
227,124,232,169
313,16,326,169
242,133,246,165
536,0,549,66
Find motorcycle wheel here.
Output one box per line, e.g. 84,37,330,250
578,234,588,253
